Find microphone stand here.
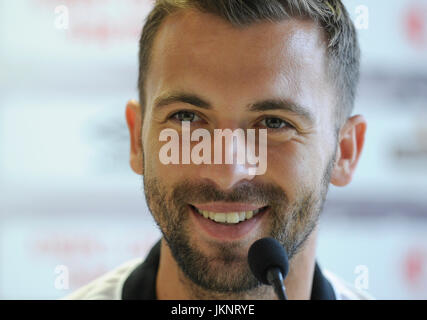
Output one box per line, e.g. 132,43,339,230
266,267,288,300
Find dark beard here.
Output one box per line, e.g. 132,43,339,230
143,155,335,295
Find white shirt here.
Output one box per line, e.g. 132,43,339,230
62,258,374,300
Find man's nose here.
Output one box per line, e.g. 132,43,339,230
197,130,257,190
198,161,256,191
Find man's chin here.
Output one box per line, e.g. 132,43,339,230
166,234,261,293
182,259,260,293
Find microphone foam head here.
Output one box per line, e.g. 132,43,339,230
247,237,289,285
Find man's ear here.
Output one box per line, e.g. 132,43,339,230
330,115,367,187
125,100,144,175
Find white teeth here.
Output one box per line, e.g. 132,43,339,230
226,212,240,224
239,212,246,222
214,213,226,223
195,207,263,224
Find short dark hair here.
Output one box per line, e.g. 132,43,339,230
138,0,360,127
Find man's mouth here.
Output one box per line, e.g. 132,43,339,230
188,203,269,240
190,204,269,225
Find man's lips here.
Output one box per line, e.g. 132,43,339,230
189,204,269,240
191,202,265,212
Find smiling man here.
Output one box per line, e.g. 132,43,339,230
65,0,370,300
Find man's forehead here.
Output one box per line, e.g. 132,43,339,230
154,9,326,61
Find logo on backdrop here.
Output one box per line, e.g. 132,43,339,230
404,3,427,49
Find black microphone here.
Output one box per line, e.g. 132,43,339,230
248,237,289,300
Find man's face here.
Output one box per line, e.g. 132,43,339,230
140,10,338,293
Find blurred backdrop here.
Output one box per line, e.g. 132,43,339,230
0,0,426,299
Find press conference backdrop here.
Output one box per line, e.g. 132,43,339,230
0,0,426,299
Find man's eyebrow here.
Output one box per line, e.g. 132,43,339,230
153,92,212,110
248,99,315,123
153,92,314,123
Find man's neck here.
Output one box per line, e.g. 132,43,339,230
283,227,318,300
156,228,318,300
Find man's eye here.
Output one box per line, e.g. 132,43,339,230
260,117,291,129
170,111,201,122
